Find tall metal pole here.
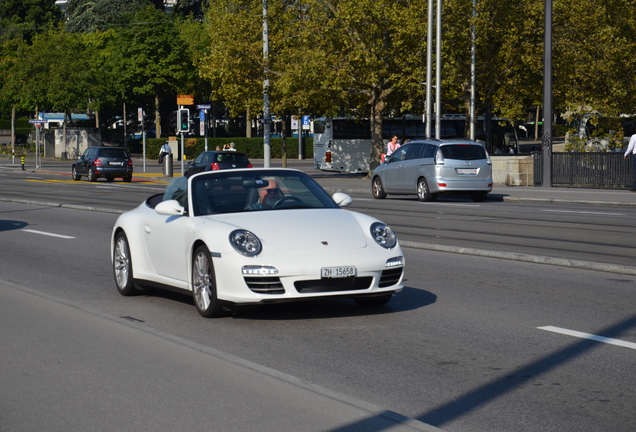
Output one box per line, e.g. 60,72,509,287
542,0,552,187
262,0,271,167
425,0,433,139
470,0,476,141
435,0,442,139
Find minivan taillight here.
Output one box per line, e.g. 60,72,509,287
211,162,220,170
434,148,445,165
127,159,133,167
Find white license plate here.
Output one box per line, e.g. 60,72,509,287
321,266,356,278
109,161,123,166
456,168,478,175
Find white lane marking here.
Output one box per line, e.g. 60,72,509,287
538,326,636,350
432,202,479,207
541,209,624,216
22,229,75,239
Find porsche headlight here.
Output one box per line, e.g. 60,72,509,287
229,230,262,256
370,222,397,249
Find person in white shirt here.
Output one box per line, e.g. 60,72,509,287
624,133,636,192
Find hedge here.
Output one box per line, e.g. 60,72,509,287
136,137,314,160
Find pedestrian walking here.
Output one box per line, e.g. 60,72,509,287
624,132,636,192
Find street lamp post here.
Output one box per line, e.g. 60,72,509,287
262,0,271,168
543,0,552,187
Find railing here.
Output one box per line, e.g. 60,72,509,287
533,152,634,188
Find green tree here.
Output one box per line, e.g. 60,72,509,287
65,0,150,32
114,6,198,137
0,0,62,43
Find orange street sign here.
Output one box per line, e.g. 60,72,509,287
177,94,194,105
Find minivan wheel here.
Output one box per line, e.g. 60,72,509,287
417,178,433,202
372,177,387,199
472,192,488,202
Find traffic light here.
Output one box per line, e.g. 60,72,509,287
177,108,190,133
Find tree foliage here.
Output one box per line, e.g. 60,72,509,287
0,0,62,43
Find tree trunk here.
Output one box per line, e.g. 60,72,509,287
368,87,390,174
246,107,252,138
281,112,287,167
123,102,127,149
155,93,161,138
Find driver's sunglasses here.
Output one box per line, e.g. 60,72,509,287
265,188,281,194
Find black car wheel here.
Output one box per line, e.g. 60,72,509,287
192,245,222,318
72,166,81,181
88,168,97,182
372,176,387,199
123,175,132,182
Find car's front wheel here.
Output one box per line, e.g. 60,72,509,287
372,176,387,199
354,293,393,307
192,245,223,318
72,166,80,181
417,177,433,202
113,232,137,296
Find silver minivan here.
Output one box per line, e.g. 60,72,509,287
371,139,493,202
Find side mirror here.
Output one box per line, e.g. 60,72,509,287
332,192,352,207
155,199,186,216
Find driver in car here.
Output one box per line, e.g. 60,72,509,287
248,178,284,210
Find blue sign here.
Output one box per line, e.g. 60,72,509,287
302,115,310,130
199,110,205,121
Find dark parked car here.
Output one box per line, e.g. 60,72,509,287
72,146,133,182
185,151,252,177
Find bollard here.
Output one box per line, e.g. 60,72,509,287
21,156,25,170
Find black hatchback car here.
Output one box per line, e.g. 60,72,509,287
185,151,252,177
72,146,133,182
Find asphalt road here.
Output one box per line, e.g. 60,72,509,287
1,165,636,271
1,200,635,431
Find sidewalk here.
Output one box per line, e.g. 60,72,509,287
2,154,636,207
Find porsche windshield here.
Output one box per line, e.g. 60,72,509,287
189,170,339,216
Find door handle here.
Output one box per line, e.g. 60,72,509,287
144,225,151,234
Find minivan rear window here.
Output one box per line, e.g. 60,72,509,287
440,144,486,160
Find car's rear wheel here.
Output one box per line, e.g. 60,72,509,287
354,293,393,307
88,168,97,182
372,176,387,199
472,192,488,202
72,166,80,181
123,175,132,182
417,177,433,202
192,245,222,318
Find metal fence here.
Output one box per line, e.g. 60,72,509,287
533,152,634,188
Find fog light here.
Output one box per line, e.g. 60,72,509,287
242,265,278,275
385,256,404,267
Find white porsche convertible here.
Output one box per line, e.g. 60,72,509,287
111,168,405,317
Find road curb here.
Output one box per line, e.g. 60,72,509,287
400,240,636,276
